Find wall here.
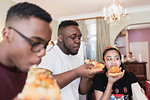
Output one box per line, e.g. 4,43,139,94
109,10,150,46
51,20,59,41
128,28,150,43
128,28,150,80
128,28,150,62
0,0,15,41
0,0,59,42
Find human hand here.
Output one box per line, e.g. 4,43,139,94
108,70,125,84
76,64,104,78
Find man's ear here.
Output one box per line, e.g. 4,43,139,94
58,34,63,42
2,27,11,42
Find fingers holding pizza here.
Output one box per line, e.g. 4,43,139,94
75,59,105,79
84,59,105,72
107,66,125,77
106,66,125,84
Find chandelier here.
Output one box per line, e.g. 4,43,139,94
103,0,128,23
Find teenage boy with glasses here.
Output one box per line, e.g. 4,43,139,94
0,2,52,100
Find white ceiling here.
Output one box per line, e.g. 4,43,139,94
12,0,150,29
12,0,150,19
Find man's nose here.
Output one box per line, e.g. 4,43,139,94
75,37,80,43
37,48,46,57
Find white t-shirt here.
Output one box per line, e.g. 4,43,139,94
38,45,84,100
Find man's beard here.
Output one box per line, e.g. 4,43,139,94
63,40,78,55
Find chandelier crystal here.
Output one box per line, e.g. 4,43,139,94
103,0,128,23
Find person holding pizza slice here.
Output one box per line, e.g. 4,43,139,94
38,20,104,100
92,47,140,100
0,2,52,100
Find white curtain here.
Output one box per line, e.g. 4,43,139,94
96,19,110,62
77,20,88,42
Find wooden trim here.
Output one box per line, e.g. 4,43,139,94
118,34,126,37
73,16,104,21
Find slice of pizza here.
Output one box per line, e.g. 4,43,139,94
16,66,61,100
84,59,105,70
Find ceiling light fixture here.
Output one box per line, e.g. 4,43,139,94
103,0,128,23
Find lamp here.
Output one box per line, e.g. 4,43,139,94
103,0,128,23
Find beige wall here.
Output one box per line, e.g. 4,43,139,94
0,0,59,42
0,0,15,41
109,10,150,46
51,20,59,41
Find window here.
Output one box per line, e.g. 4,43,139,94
84,19,96,60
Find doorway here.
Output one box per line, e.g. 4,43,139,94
130,41,150,80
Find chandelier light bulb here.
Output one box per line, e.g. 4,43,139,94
103,0,128,23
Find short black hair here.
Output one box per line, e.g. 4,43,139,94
6,2,52,23
59,20,79,29
58,20,79,35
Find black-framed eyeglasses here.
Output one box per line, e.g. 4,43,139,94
8,26,54,52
